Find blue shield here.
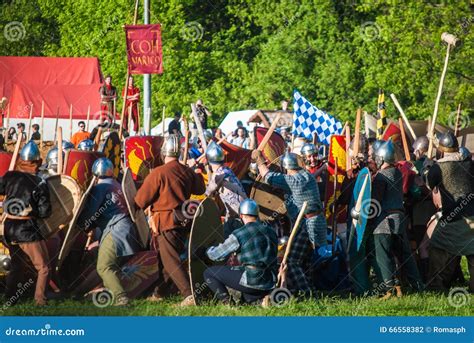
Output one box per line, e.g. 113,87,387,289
350,167,372,251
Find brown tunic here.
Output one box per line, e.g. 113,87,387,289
134,160,205,232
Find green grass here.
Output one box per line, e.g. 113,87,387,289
1,292,472,316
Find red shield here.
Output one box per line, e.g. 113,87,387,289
325,135,347,224
63,150,104,189
220,140,252,179
254,127,287,163
0,152,12,177
382,122,401,143
124,135,163,182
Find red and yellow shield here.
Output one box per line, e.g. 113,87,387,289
324,135,347,224
254,127,287,163
63,150,104,189
124,136,164,182
382,122,401,143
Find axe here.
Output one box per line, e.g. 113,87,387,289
427,32,459,157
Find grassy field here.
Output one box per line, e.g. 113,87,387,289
0,291,472,317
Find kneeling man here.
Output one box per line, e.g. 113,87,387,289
203,199,278,304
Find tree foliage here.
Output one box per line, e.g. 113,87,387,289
1,0,472,127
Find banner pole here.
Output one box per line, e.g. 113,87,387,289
119,0,140,140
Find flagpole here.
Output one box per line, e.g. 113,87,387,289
119,0,140,140
143,0,151,135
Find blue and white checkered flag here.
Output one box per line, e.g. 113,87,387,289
292,90,342,145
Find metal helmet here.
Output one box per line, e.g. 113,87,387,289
62,140,75,151
412,136,429,154
370,139,385,160
239,198,259,217
20,141,41,161
92,157,114,178
375,140,396,168
300,143,317,157
206,141,225,164
459,146,471,161
203,130,213,143
77,139,94,151
161,134,180,157
46,147,63,170
281,152,300,170
436,131,459,153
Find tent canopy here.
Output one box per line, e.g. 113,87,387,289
0,56,103,119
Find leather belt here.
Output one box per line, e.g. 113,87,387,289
304,210,322,219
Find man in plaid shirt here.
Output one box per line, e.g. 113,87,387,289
252,150,328,295
203,199,278,304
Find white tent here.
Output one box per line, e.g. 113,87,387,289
218,110,258,135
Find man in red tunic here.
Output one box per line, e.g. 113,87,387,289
99,75,117,125
122,76,140,133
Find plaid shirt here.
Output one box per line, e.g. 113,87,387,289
207,221,278,290
265,170,327,246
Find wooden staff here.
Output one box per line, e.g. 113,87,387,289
454,103,461,136
57,127,63,175
428,41,455,158
4,103,10,142
312,132,318,145
53,107,59,142
118,0,140,140
94,126,103,151
390,93,416,140
399,117,411,161
332,158,338,255
40,101,44,147
162,106,166,136
128,104,133,135
278,201,308,288
86,105,91,132
353,108,361,157
68,104,73,139
137,103,141,135
8,137,22,171
27,104,33,141
182,116,189,165
345,125,351,171
191,103,212,177
257,113,282,152
342,121,349,135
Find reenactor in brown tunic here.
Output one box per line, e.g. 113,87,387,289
135,135,205,305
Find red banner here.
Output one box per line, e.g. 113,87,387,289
325,135,347,224
125,24,163,74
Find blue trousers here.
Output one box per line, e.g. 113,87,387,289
203,266,270,303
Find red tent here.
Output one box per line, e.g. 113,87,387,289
0,56,104,119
